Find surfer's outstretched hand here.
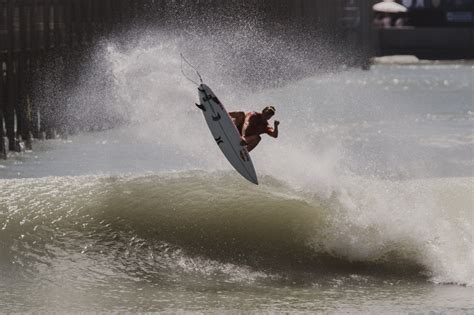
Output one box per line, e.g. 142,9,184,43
274,120,280,126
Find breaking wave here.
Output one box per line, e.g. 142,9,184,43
1,172,472,286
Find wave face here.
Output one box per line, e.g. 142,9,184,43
1,172,472,286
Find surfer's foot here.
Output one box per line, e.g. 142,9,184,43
240,138,248,146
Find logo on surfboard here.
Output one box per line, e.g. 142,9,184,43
239,149,250,162
215,136,224,145
211,113,221,121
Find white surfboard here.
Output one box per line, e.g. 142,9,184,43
196,84,258,185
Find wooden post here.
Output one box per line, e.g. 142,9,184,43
30,57,41,139
16,56,34,150
97,0,105,35
73,0,79,45
105,0,112,34
53,0,61,48
84,0,93,44
44,0,51,49
0,55,8,159
64,0,72,46
360,0,372,69
29,3,34,52
76,0,84,45
116,0,124,25
5,0,15,150
29,0,37,51
16,0,31,150
90,0,97,36
28,0,40,140
35,50,51,139
0,58,4,137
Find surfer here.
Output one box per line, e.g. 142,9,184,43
229,106,279,152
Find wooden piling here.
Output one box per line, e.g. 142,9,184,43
43,0,51,49
0,57,5,133
84,0,92,43
16,0,32,149
360,0,373,70
5,0,15,150
0,53,8,158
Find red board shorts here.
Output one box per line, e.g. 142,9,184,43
243,135,261,144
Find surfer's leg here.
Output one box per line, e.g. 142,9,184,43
229,112,245,135
245,135,261,152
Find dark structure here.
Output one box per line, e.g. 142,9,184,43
0,0,373,159
373,0,474,59
1,0,472,160
261,0,373,68
0,0,418,157
0,0,146,157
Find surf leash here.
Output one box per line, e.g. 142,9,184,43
180,53,203,86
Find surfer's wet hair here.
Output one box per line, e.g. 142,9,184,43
263,106,276,116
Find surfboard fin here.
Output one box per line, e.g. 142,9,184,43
195,103,206,111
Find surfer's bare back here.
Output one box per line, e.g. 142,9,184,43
229,106,279,152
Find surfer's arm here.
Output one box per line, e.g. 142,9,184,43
267,121,279,138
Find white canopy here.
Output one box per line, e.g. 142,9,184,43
373,1,408,13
